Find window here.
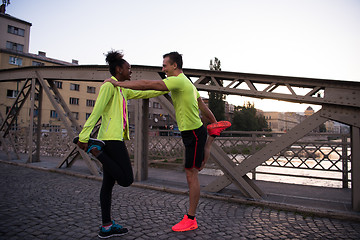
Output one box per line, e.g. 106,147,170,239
54,81,62,89
153,102,161,109
29,109,39,117
32,61,44,66
72,112,79,120
9,56,22,66
86,99,95,107
70,83,80,91
87,86,96,93
7,90,18,98
49,125,60,132
86,113,91,120
8,25,25,37
50,110,58,118
69,97,79,105
6,41,24,52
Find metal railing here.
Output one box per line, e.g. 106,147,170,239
218,131,351,188
0,125,351,189
121,129,352,188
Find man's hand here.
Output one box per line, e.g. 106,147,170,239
103,78,119,87
199,161,206,171
77,141,88,151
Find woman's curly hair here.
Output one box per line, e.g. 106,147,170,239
105,50,127,76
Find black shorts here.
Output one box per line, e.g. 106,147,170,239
181,125,207,169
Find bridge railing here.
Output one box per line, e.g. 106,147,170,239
218,131,351,188
2,126,350,188
140,130,351,188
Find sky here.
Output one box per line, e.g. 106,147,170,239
5,0,360,113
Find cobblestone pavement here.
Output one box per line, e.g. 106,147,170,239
1,162,360,240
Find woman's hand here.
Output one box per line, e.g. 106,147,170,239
77,141,88,151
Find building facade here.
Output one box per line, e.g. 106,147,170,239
0,12,83,131
2,12,233,134
0,12,178,133
0,12,31,56
263,111,305,132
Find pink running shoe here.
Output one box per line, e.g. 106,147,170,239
207,120,231,136
172,215,198,232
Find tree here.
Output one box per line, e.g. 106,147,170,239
0,0,10,13
209,57,221,71
232,102,268,131
208,57,225,121
319,123,326,132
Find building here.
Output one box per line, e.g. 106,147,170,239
0,11,86,131
127,98,177,133
304,106,314,117
262,106,351,133
202,98,235,122
0,13,30,58
225,101,235,121
263,111,305,132
0,10,79,69
0,11,178,133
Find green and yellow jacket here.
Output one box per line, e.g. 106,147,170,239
79,76,168,142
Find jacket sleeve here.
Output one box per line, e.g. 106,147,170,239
78,83,115,143
125,88,169,100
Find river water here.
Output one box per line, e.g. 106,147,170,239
200,146,350,188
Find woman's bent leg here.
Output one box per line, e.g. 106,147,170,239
97,141,134,187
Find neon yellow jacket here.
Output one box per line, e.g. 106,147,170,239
79,77,168,142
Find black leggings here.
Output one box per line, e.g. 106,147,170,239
97,140,134,224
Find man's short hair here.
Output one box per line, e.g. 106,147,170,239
163,52,183,69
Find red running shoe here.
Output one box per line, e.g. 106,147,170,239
207,120,231,136
172,215,198,232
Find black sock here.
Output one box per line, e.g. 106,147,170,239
187,214,195,220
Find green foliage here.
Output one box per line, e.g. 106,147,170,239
232,102,268,131
2,1,10,6
208,57,226,121
209,91,225,121
175,158,183,163
209,57,221,71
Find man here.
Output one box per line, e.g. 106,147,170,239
106,52,230,232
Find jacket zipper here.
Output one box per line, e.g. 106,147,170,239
105,118,111,132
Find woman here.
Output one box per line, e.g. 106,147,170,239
74,50,167,238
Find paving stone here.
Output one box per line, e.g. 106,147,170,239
0,162,360,239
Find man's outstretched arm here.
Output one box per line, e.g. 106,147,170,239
105,78,168,91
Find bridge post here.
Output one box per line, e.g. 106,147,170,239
27,78,42,163
351,126,360,211
342,134,349,189
134,99,149,181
